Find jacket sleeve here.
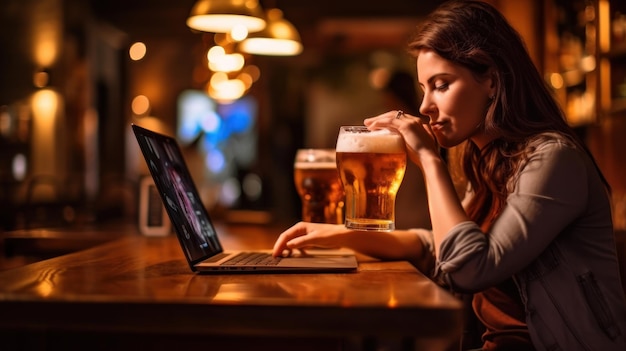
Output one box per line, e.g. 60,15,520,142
434,141,590,293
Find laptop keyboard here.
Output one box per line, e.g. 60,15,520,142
221,252,282,266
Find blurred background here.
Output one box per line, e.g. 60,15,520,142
1,0,626,232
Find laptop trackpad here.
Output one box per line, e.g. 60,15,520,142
278,254,357,269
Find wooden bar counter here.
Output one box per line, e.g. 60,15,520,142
0,222,463,351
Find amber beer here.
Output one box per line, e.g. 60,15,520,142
336,126,406,231
294,149,345,224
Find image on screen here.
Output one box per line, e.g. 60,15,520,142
135,128,222,263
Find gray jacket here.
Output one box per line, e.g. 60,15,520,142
419,136,626,350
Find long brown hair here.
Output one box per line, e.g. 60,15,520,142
407,0,609,226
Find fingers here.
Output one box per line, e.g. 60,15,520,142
278,248,308,258
276,248,308,258
363,110,439,166
272,222,319,257
364,112,425,139
272,222,307,257
272,222,345,257
364,111,427,132
364,110,402,127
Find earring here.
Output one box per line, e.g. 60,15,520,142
489,94,495,100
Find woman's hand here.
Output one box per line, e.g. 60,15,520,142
364,110,439,168
366,110,469,259
272,222,350,257
272,221,433,273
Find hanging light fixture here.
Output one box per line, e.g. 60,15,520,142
187,0,266,33
239,9,303,56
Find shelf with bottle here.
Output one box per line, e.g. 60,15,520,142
548,0,598,126
598,0,626,116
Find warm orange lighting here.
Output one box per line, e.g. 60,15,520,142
36,280,54,297
32,2,61,67
208,78,246,102
129,42,147,61
598,0,610,53
34,36,58,68
208,45,226,61
187,0,266,33
31,89,60,175
207,46,245,72
0,109,10,137
214,33,232,46
210,72,229,87
33,70,50,88
230,24,249,41
32,89,58,124
369,67,391,90
562,70,584,87
242,65,260,82
549,73,564,90
209,53,245,72
239,9,302,56
237,72,253,89
132,95,151,116
580,55,596,73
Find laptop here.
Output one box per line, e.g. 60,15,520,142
131,124,358,273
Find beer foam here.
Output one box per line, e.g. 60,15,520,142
294,161,337,169
336,128,405,153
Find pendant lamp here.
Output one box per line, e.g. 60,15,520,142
187,0,266,33
239,9,303,56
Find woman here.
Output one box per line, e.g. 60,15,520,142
273,1,626,350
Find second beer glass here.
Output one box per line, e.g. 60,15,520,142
336,126,406,231
294,149,345,224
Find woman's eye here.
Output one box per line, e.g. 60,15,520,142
435,83,449,91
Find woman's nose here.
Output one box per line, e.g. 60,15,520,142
419,94,435,117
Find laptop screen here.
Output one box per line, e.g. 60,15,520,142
132,124,222,265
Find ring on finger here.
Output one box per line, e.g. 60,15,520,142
395,110,404,119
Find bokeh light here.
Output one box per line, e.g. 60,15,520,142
129,42,147,61
131,95,151,116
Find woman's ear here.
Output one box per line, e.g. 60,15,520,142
485,69,497,99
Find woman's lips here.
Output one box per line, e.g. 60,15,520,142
430,121,445,132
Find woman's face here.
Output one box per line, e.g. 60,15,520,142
417,50,494,149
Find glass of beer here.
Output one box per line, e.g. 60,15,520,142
293,149,345,224
336,126,406,231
